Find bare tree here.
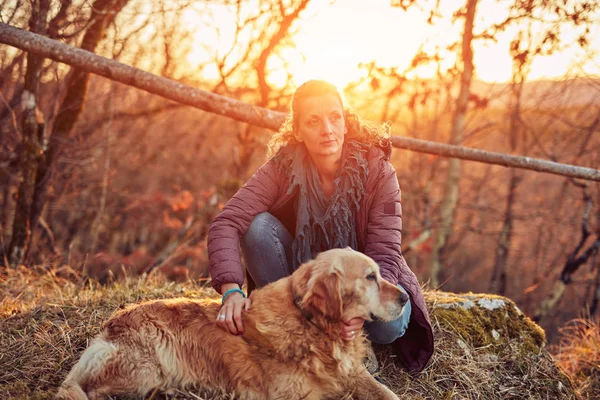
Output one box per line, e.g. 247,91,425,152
489,30,530,295
388,0,600,288
2,0,318,267
429,0,478,288
489,1,600,296
589,254,600,315
7,0,129,267
534,182,600,322
7,0,50,266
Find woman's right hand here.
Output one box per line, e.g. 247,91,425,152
216,285,252,335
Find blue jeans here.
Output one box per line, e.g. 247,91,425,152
241,212,411,344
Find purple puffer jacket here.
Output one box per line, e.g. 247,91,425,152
207,143,434,371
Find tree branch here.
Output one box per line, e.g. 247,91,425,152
1,22,600,182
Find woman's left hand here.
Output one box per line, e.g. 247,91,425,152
340,317,364,341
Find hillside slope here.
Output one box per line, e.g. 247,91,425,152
0,267,579,399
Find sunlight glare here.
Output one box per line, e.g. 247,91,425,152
182,0,600,89
288,0,433,88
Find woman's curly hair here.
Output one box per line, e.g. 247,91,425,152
266,80,391,159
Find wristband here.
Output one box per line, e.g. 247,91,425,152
221,288,246,305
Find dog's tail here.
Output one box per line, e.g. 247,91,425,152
56,337,118,400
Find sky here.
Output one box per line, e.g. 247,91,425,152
184,0,600,89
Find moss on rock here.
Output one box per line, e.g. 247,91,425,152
427,291,546,353
370,291,577,399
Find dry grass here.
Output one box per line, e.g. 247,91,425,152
0,265,221,400
553,318,600,400
0,266,582,399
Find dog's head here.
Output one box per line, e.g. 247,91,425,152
291,248,409,323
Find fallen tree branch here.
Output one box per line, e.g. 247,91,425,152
1,22,600,181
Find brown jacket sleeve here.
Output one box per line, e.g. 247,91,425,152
207,159,281,293
364,154,434,372
363,159,403,284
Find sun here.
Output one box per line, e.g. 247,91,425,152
183,0,431,90
271,0,434,89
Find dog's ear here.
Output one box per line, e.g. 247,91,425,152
302,263,344,322
291,259,314,300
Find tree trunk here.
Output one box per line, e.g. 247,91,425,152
590,259,600,315
7,0,50,267
430,0,478,287
490,169,518,294
533,179,599,322
490,55,526,294
534,280,567,322
89,83,115,252
0,0,71,125
534,234,600,322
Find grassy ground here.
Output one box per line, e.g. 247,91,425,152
552,318,600,400
0,265,588,399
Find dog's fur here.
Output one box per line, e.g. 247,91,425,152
57,248,408,400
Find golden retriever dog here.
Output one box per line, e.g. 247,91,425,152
57,248,408,400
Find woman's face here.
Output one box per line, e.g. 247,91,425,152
294,94,346,160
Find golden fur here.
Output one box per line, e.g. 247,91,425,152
57,248,407,400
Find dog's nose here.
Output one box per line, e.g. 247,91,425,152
398,291,409,306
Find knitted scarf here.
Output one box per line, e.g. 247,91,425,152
275,140,370,270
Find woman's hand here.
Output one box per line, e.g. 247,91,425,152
340,317,364,341
216,284,252,335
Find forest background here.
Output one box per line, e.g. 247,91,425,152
1,0,600,347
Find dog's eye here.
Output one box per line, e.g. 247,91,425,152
366,273,377,281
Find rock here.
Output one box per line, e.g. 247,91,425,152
371,291,577,399
477,298,506,311
427,291,545,351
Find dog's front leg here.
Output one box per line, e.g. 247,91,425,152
347,369,400,400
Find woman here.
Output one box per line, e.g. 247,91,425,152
207,80,433,371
